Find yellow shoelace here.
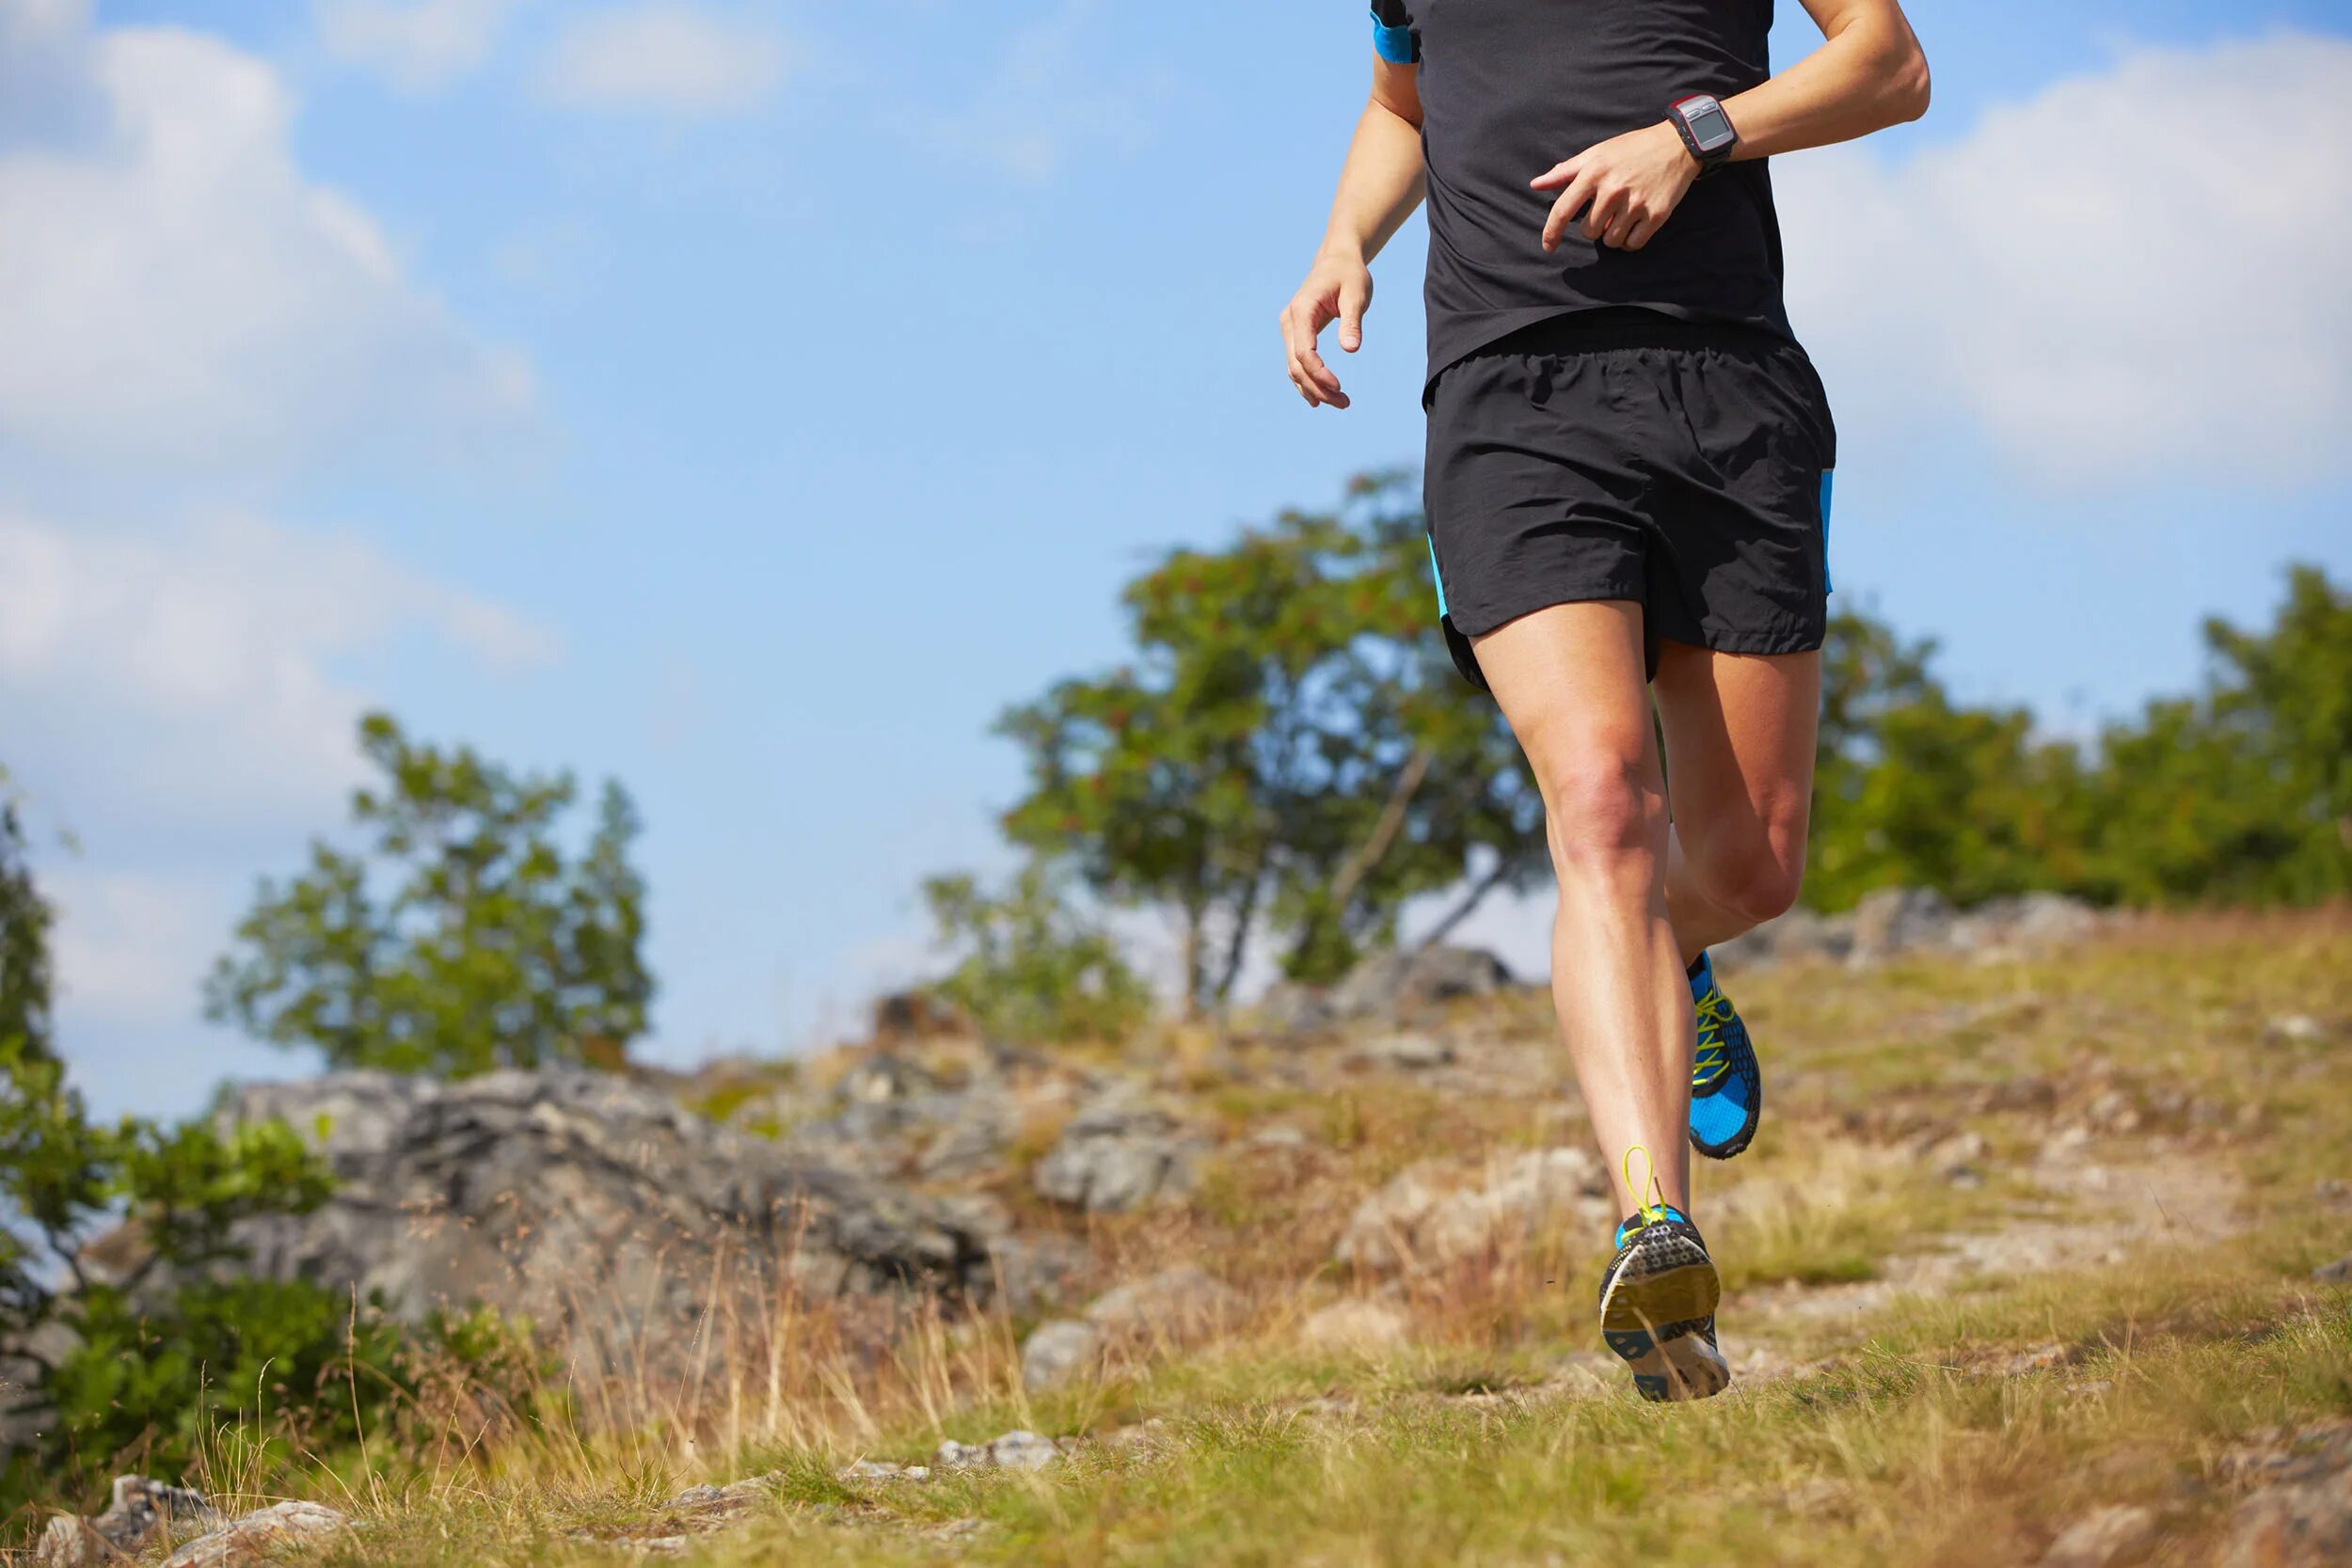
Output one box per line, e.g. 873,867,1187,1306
1691,988,1735,1090
1622,1144,1672,1230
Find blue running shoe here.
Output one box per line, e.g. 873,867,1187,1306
1597,1167,1729,1403
1687,951,1761,1161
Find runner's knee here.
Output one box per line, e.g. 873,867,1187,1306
1534,747,1665,879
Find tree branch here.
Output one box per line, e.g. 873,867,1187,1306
1327,746,1434,917
1413,857,1517,955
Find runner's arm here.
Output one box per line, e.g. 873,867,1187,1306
1280,55,1426,410
1536,0,1928,252
1717,0,1931,161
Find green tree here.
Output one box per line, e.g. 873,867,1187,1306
0,780,378,1517
993,474,1544,1013
920,863,1153,1044
207,713,655,1077
1804,609,2090,910
2081,563,2352,905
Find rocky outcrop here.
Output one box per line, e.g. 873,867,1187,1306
1257,944,1515,1036
173,1070,1018,1373
1335,1147,1607,1275
1716,888,2100,970
1031,1092,1202,1213
33,1477,215,1568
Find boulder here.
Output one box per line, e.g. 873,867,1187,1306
162,1070,1012,1380
1328,945,1514,1024
1020,1319,1104,1391
1085,1266,1240,1341
1336,1147,1607,1275
1032,1093,1200,1213
158,1501,348,1568
2040,1504,2156,1568
34,1477,215,1568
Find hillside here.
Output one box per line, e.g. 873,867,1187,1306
33,909,2352,1568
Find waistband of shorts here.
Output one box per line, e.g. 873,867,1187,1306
1476,308,1795,361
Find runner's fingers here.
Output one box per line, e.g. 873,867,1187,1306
1625,212,1664,251
1541,170,1597,250
1529,158,1579,192
1581,183,1627,242
1602,201,1643,248
1337,279,1370,353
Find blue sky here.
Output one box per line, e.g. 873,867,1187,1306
3,0,2347,1118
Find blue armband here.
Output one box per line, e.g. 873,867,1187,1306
1371,8,1418,64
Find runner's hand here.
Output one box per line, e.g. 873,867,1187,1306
1279,251,1374,409
1533,121,1700,254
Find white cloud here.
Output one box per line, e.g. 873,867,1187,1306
41,868,224,1027
537,4,787,118
1780,31,2352,490
0,4,533,473
0,510,560,819
317,0,520,91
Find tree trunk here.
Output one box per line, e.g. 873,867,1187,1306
1327,746,1434,917
1414,857,1517,954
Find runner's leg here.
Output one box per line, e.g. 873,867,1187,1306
1472,599,1693,1215
1652,643,1821,966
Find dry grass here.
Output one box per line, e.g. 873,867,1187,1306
31,910,2352,1565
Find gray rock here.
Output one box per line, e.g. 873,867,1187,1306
2313,1257,2352,1285
1346,1033,1455,1070
33,1475,215,1567
142,1070,1013,1386
1848,887,1958,963
1719,888,2098,971
934,1430,1063,1471
159,1501,348,1568
2041,1504,2156,1568
840,1459,930,1482
1254,981,1334,1037
2224,1443,2352,1567
1086,1266,1240,1340
1328,945,1513,1025
1335,1148,1607,1275
1032,1094,1199,1213
1021,1319,1104,1391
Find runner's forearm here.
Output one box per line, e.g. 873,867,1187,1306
1318,97,1427,264
1719,0,1929,161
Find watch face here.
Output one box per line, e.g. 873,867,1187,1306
1685,100,1735,150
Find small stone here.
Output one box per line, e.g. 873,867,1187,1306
160,1502,349,1568
932,1431,1063,1471
1348,1033,1454,1070
1021,1319,1104,1391
2267,1014,2326,1044
2313,1257,2352,1285
986,1430,1062,1470
2040,1503,2156,1568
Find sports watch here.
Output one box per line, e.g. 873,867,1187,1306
1667,93,1740,170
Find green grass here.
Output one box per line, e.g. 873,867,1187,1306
46,911,2352,1566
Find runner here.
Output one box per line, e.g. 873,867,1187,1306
1279,0,1928,1401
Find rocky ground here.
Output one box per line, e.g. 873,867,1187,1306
24,898,2352,1567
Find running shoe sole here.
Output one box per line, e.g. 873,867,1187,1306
1599,1231,1729,1402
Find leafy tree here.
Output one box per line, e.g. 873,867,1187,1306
1804,610,2091,910
993,474,1544,1013
207,713,655,1077
2080,564,2352,905
919,863,1153,1044
0,780,378,1517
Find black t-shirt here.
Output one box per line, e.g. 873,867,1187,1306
1369,0,1796,389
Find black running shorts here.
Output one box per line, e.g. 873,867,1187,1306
1423,309,1837,690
